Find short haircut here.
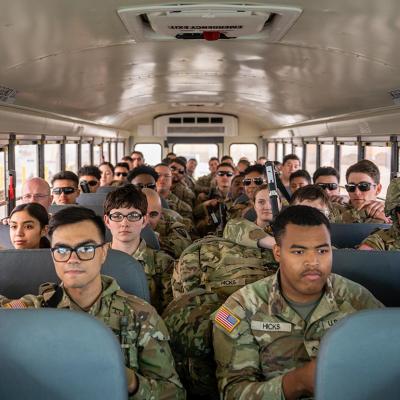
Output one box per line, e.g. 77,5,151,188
48,206,105,242
131,150,144,159
290,184,331,206
238,159,250,168
99,162,114,174
115,162,130,171
313,166,340,183
231,173,244,183
345,159,380,184
282,154,301,166
127,165,159,183
244,164,266,176
154,163,170,170
10,203,49,229
78,165,101,180
221,155,233,162
209,157,219,163
103,184,147,216
166,152,176,157
289,169,312,183
176,156,187,165
188,158,197,164
121,156,133,163
272,205,330,245
169,157,186,170
51,171,79,187
217,162,235,171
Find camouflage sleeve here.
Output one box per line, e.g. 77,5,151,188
133,309,186,399
359,231,386,250
193,202,208,220
160,225,192,259
176,199,194,221
155,251,175,312
212,296,286,400
223,218,267,249
0,294,43,308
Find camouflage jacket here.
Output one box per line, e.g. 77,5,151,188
167,192,194,221
0,275,185,400
132,239,174,314
155,212,192,259
195,173,215,195
212,272,383,400
360,224,400,250
332,202,386,223
172,236,278,299
227,197,253,220
171,181,196,208
184,175,196,193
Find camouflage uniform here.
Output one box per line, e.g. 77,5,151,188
171,181,196,208
227,197,253,220
155,212,192,259
184,175,196,193
195,173,215,195
332,202,386,223
0,275,185,400
212,272,383,400
360,177,400,249
167,192,194,222
132,239,174,314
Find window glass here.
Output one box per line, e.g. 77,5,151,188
339,145,358,186
117,142,125,161
0,150,5,219
305,144,317,176
320,144,335,169
135,143,162,166
267,142,276,161
102,143,110,163
294,146,303,164
44,144,60,183
15,145,38,198
284,143,293,155
365,145,391,198
276,143,284,162
65,143,78,173
230,143,257,164
93,145,101,166
173,143,218,178
110,142,117,165
81,143,91,166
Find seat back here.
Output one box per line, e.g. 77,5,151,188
97,186,117,194
49,203,105,216
0,309,128,400
330,223,391,248
161,196,170,209
0,248,150,302
0,223,12,249
77,192,108,206
332,249,400,306
316,309,400,400
243,207,256,222
141,224,160,250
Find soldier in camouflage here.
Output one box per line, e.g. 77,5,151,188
169,158,196,208
195,157,219,196
359,177,400,250
104,185,174,314
0,207,185,399
212,205,383,400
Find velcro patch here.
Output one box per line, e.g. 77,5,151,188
4,299,28,309
215,306,240,333
251,320,292,332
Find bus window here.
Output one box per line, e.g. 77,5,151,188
320,144,335,170
110,142,117,165
230,143,257,164
81,143,91,166
294,145,303,164
15,145,38,198
134,143,162,166
173,143,218,178
339,145,358,186
0,149,5,219
44,144,60,183
267,142,276,161
276,143,284,162
92,145,101,166
117,142,125,160
365,145,391,198
102,143,110,163
284,142,293,155
65,143,78,173
305,144,317,175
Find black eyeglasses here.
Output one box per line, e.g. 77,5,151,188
149,211,160,218
217,171,234,177
115,172,128,177
80,180,98,187
170,166,185,174
317,183,338,191
243,177,265,186
108,211,143,222
52,187,76,195
135,183,156,190
51,243,104,262
345,182,376,193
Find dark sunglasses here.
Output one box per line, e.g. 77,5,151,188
345,182,376,193
170,166,185,174
317,183,338,191
149,211,160,218
217,171,234,177
115,172,128,177
80,180,98,187
135,183,156,190
243,177,265,186
52,187,76,195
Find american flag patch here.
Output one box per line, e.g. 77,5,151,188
215,306,240,332
4,299,27,309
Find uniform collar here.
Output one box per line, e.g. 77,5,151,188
131,238,147,262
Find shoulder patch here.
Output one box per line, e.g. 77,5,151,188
4,299,28,309
214,305,240,332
